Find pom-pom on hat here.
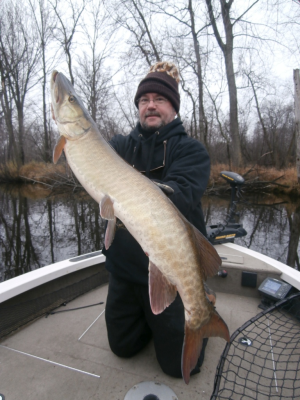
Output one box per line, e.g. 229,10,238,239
134,61,180,113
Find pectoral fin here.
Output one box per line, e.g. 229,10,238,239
105,218,116,250
149,260,177,315
100,195,114,220
53,136,66,164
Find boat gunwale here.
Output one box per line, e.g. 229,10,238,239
1,243,300,304
0,251,106,303
220,243,300,290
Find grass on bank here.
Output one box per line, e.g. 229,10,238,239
0,161,75,187
209,164,299,196
210,164,297,185
0,161,299,196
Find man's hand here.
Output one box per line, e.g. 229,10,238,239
153,181,174,196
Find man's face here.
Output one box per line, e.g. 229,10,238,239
138,93,177,132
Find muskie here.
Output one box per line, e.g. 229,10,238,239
50,71,230,384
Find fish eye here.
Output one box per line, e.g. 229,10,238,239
69,95,75,103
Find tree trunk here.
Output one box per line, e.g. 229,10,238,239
42,44,51,162
247,73,275,165
221,1,242,168
286,206,300,269
294,69,300,183
224,50,242,167
0,76,20,165
17,102,25,165
188,0,208,146
205,0,243,168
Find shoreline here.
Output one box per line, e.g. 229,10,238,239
0,161,299,198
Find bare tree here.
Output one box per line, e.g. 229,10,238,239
28,0,56,162
205,0,257,168
151,0,210,145
294,69,300,183
205,82,232,167
50,0,86,85
75,0,117,140
109,0,161,67
0,1,40,166
129,0,161,64
245,70,276,166
186,0,209,146
0,60,18,162
103,0,164,133
264,102,294,168
287,205,300,269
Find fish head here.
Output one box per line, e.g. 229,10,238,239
50,70,92,139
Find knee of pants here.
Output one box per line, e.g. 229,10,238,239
108,341,136,358
108,338,152,359
159,360,182,378
154,346,182,378
105,326,138,358
106,321,152,359
156,338,209,379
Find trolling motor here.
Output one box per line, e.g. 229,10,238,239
207,171,247,245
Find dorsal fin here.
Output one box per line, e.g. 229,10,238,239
191,224,221,280
180,215,221,281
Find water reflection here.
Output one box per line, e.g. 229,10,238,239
203,195,300,270
0,184,106,282
0,185,299,282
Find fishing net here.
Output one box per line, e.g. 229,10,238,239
211,293,300,400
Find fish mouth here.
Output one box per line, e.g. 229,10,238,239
52,70,59,83
51,71,61,104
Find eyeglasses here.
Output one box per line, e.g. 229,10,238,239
138,96,168,106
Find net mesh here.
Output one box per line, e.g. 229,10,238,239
211,293,300,400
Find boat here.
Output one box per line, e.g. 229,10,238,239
1,242,300,400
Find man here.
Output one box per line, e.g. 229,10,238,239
103,61,212,379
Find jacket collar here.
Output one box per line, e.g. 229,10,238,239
129,118,186,177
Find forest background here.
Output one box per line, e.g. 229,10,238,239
0,0,300,189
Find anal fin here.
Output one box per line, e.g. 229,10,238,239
100,194,114,220
149,260,177,315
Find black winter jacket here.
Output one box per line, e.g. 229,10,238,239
103,118,210,285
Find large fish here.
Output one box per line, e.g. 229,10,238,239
50,70,230,384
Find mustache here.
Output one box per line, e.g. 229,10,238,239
145,112,161,117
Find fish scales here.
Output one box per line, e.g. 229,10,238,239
66,131,201,292
50,70,230,384
65,129,206,310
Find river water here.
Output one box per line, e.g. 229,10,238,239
0,184,299,282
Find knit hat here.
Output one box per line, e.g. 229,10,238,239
134,61,180,113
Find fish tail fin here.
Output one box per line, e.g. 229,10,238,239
181,310,230,384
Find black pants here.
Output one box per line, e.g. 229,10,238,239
105,273,207,378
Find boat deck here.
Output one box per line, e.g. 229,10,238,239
0,284,261,400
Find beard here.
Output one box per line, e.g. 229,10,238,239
140,112,165,132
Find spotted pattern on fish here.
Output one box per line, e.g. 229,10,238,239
50,70,230,384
